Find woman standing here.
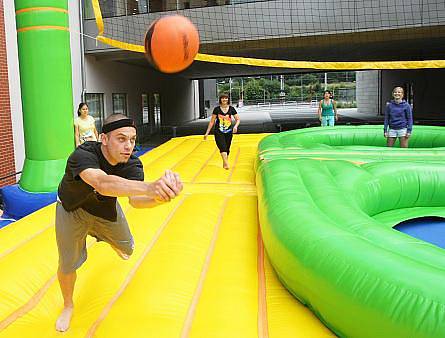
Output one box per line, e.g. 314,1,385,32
204,94,240,170
317,90,338,127
74,103,98,147
384,86,413,148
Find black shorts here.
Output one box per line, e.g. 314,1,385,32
214,130,233,154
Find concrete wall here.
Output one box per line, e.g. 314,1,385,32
85,56,197,128
203,79,216,117
356,71,380,115
4,1,23,179
381,69,445,119
69,0,83,109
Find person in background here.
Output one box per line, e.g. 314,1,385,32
204,94,240,170
384,86,413,148
74,103,99,147
317,90,338,127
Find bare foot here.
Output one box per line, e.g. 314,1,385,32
223,164,230,170
55,306,73,332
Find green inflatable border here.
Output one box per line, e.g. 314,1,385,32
256,125,445,338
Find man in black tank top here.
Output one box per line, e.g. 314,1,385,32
55,114,183,332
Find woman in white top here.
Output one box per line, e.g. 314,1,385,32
74,103,98,147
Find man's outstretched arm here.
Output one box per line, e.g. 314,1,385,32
79,168,181,202
128,171,183,208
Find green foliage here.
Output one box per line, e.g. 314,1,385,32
217,71,356,103
244,79,263,101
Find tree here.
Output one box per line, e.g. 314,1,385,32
307,83,321,102
217,83,230,96
263,79,281,99
244,80,263,101
287,86,301,100
301,73,318,85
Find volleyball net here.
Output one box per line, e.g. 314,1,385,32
86,0,445,70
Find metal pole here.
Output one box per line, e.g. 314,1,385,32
241,78,244,101
229,77,232,103
79,0,86,101
279,75,285,104
301,76,303,103
324,72,328,91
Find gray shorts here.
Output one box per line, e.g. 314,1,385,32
388,128,407,138
55,202,134,273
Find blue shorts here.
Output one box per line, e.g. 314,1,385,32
388,128,407,138
321,115,335,127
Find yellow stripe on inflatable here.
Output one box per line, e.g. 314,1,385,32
15,7,68,14
187,196,259,338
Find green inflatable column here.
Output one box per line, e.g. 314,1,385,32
15,0,74,192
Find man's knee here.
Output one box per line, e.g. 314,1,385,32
58,252,87,274
123,241,134,256
115,238,135,257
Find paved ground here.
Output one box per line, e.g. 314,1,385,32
183,103,383,133
141,103,384,147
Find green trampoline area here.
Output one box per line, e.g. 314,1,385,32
256,125,445,338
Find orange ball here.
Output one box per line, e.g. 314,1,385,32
144,15,200,74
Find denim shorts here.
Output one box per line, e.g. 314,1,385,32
321,115,335,127
388,128,407,138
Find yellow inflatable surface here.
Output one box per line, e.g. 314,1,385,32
0,135,333,337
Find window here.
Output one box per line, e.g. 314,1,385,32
84,0,264,18
85,0,148,18
112,93,128,115
127,0,148,15
85,93,104,131
153,93,161,129
83,0,95,19
142,94,149,124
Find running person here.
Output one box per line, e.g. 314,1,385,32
55,114,183,332
204,94,240,170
